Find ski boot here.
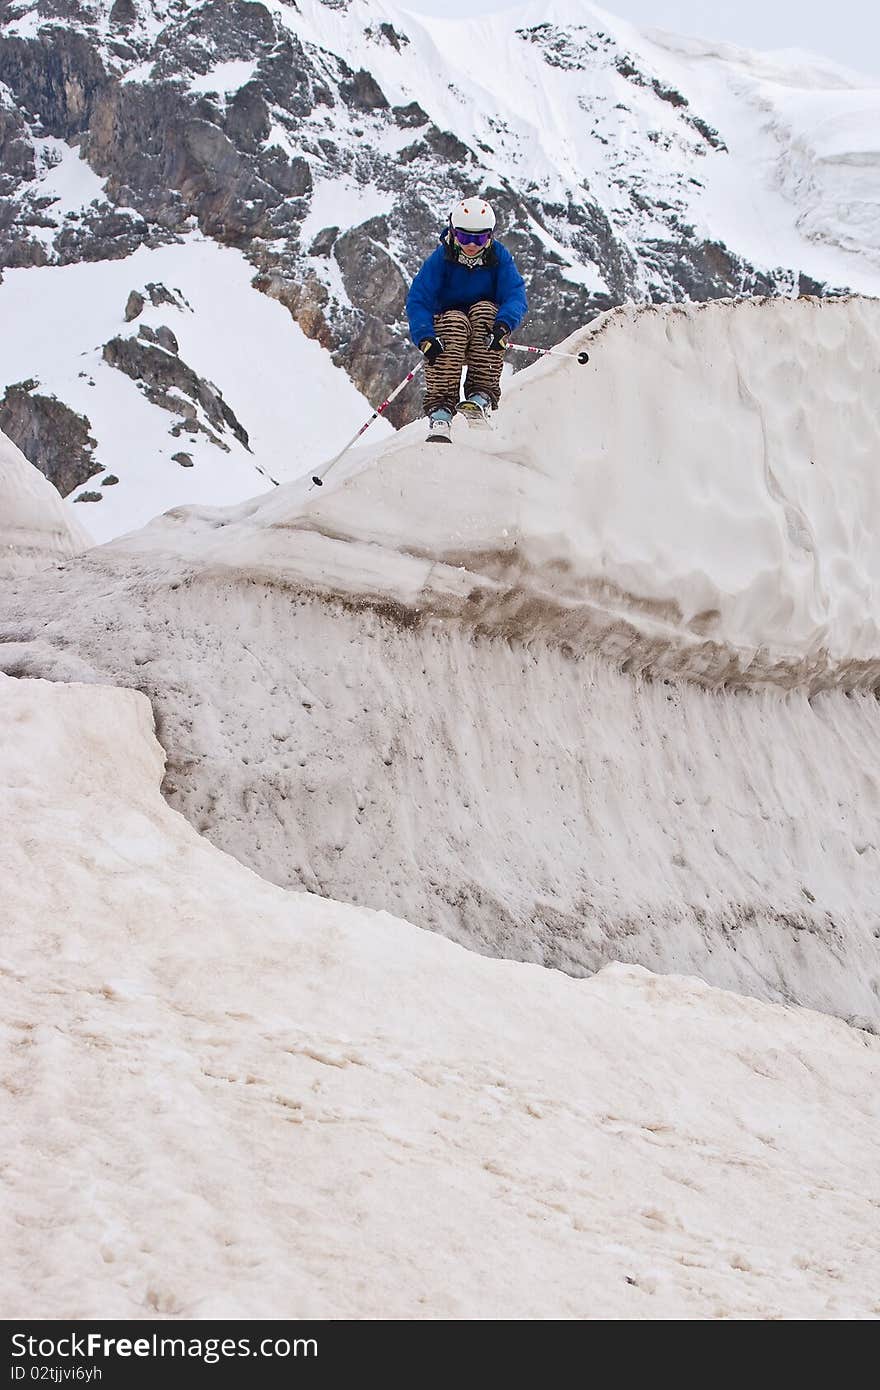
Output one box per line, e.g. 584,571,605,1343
456,393,492,429
425,408,453,444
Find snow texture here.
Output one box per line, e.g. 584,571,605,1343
0,429,92,575
107,295,880,683
4,296,880,1031
2,671,879,1320
645,22,880,264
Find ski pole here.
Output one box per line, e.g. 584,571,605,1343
506,341,590,364
311,358,424,487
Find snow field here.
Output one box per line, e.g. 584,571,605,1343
2,672,879,1320
0,238,393,543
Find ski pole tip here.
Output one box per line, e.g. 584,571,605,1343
311,476,323,487
577,351,590,364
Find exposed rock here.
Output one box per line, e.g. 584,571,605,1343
397,140,427,167
225,83,271,155
85,83,283,243
150,0,277,83
101,473,119,485
29,2,99,20
309,225,338,257
258,147,311,197
0,106,36,194
377,23,409,51
365,22,410,52
107,41,139,63
392,101,428,128
334,216,408,323
109,0,137,31
264,198,307,237
50,204,151,264
72,489,102,502
138,323,179,353
688,115,727,151
124,289,144,321
255,34,331,117
799,272,833,297
642,236,753,302
172,115,279,239
102,335,250,449
517,21,594,70
253,268,332,347
146,282,184,309
424,127,474,164
339,67,389,111
538,192,637,302
0,30,108,137
154,325,179,355
0,381,100,497
169,417,229,449
172,452,194,467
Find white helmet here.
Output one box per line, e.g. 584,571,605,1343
449,197,496,233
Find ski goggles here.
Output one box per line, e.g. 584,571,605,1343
453,227,492,247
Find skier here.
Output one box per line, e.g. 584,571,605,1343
406,196,528,443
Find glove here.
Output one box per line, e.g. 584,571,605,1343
419,336,445,366
486,321,510,352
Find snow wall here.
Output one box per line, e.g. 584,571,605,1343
0,430,92,574
2,296,880,1027
4,671,879,1319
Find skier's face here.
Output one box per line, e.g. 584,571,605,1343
452,227,492,255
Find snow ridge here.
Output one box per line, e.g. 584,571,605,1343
119,294,880,686
4,296,880,1031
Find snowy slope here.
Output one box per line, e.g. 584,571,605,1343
644,25,880,265
103,294,880,679
0,428,92,573
3,670,879,1319
277,0,880,291
4,296,880,1030
0,236,392,543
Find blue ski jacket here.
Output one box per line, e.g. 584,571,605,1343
406,233,528,347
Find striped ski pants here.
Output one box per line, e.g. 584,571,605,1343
423,299,503,416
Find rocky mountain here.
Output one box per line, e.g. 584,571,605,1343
1,0,879,531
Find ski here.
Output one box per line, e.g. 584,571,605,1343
426,418,452,444
455,400,493,429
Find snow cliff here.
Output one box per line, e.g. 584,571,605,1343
3,670,879,1318
0,427,92,573
191,293,880,683
3,295,879,1030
